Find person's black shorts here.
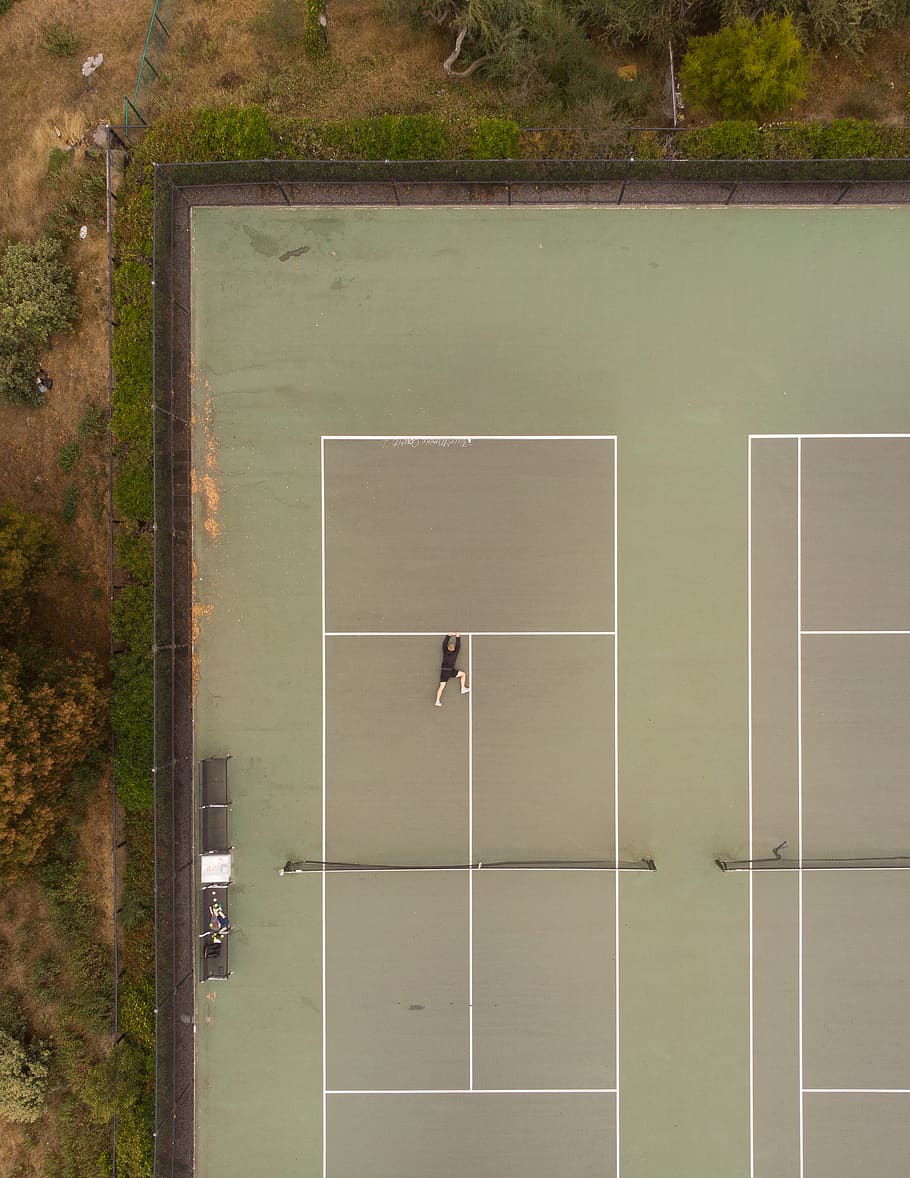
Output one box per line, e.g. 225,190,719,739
440,667,460,682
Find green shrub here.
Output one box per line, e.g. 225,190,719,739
59,441,80,472
0,0,21,13
816,117,890,157
111,653,153,812
115,532,154,585
0,331,40,407
62,482,79,523
0,1026,48,1123
116,1098,154,1178
134,105,275,165
29,951,62,1004
39,20,78,56
112,584,153,653
48,147,73,178
116,184,154,260
469,117,520,159
79,403,107,440
759,121,823,159
679,14,810,120
0,235,77,405
119,976,155,1051
112,379,152,450
324,114,452,159
114,462,153,524
679,120,762,159
630,129,668,159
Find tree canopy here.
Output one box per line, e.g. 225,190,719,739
0,646,105,877
0,1025,49,1124
0,235,77,406
0,502,57,638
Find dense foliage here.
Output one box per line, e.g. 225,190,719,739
0,236,78,406
0,645,105,877
679,15,810,120
722,0,910,53
0,1024,49,1123
0,502,57,636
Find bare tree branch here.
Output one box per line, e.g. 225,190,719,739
443,24,492,78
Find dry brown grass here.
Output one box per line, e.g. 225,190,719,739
152,0,502,126
0,0,147,239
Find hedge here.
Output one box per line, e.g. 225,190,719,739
110,653,153,812
676,118,910,160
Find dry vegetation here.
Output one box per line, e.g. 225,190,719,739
0,0,145,240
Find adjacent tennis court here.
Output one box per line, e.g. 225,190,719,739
189,205,910,1178
749,435,910,1178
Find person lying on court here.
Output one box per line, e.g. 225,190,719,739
434,632,470,707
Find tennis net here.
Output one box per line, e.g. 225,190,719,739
281,857,656,873
716,841,910,872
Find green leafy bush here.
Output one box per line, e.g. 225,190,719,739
678,120,762,158
469,117,520,159
0,1026,48,1123
0,235,78,405
112,584,153,653
79,403,107,440
39,20,78,56
815,117,891,157
679,15,810,120
59,441,80,471
47,147,73,178
62,482,79,523
119,977,155,1051
133,105,275,165
111,653,153,812
323,114,452,159
114,462,153,524
116,532,154,585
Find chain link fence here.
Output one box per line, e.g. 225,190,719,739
125,0,175,137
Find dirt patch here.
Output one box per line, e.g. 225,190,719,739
795,28,910,123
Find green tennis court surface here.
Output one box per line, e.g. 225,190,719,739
190,206,910,1177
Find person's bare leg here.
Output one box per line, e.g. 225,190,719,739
435,681,446,706
457,670,470,694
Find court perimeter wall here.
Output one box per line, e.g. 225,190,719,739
147,158,910,1177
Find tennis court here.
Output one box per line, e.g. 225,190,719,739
749,435,910,1178
188,205,910,1178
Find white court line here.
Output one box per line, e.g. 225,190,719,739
614,437,621,1178
749,433,910,440
803,1089,910,1094
321,437,328,1178
326,631,615,637
468,634,474,1093
748,438,754,1178
322,434,618,441
797,437,805,1178
801,630,910,636
326,1088,618,1095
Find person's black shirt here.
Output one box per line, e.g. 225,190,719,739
441,635,460,670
